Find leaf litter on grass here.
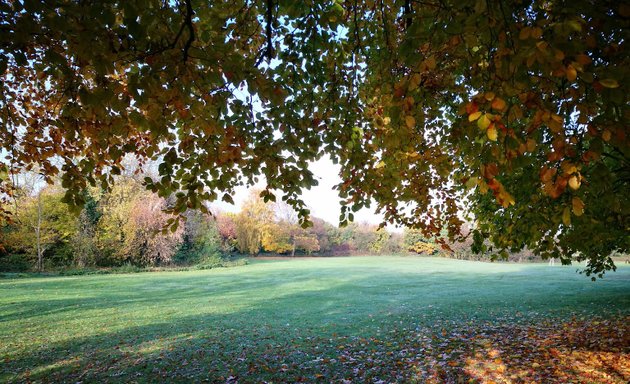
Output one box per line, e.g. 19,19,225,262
36,315,627,384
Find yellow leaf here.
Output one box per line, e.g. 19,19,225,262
602,130,612,141
562,207,571,226
491,97,506,111
599,79,619,88
465,177,478,189
575,53,591,65
477,114,491,130
425,56,436,70
531,27,543,39
409,74,422,91
567,20,582,32
566,65,577,82
375,160,385,169
484,92,495,101
568,175,581,190
487,125,498,141
548,119,562,133
405,115,416,128
572,197,584,216
526,138,536,152
562,164,577,175
554,50,565,61
499,189,515,208
468,111,482,122
519,27,530,40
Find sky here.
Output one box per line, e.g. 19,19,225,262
211,154,395,229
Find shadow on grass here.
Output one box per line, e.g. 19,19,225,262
1,265,629,383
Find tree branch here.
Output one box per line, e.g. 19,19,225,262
404,0,413,29
181,0,195,62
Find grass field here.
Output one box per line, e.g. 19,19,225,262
1,256,629,383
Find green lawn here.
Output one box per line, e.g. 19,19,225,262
1,257,629,383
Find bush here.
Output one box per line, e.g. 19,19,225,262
0,253,31,272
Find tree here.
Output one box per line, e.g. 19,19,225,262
1,1,628,275
214,211,238,253
309,217,338,253
234,190,274,255
10,186,77,270
96,176,144,265
176,209,223,264
123,191,183,266
294,235,320,255
403,229,439,256
72,189,101,267
261,222,294,254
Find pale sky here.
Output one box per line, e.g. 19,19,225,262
211,154,393,228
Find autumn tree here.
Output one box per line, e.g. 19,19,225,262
9,186,77,270
310,217,338,254
403,229,439,256
122,192,183,265
234,190,274,255
294,235,320,255
96,176,144,265
176,208,223,264
1,1,628,276
214,211,238,253
72,190,100,267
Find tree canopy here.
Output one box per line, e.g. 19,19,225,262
1,0,628,276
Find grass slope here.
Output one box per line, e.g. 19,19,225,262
1,256,628,383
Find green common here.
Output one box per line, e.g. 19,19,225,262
1,256,628,382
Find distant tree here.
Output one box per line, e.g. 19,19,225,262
369,230,391,254
385,232,404,254
294,235,320,255
72,190,100,267
176,209,222,264
96,177,144,265
234,190,273,255
215,212,238,253
342,223,379,254
261,222,294,254
11,186,77,270
123,192,183,266
310,217,337,253
403,229,439,256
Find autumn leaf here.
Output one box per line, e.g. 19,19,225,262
566,65,577,82
405,115,416,128
572,197,584,216
568,175,581,190
599,79,619,88
491,98,506,111
468,111,482,122
487,125,498,141
518,27,530,40
562,207,571,226
477,114,491,130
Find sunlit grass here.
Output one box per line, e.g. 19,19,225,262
1,256,628,382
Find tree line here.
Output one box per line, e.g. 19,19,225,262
3,167,547,273
0,170,444,272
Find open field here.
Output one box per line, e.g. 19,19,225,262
1,256,629,383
